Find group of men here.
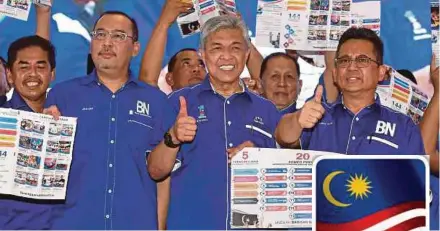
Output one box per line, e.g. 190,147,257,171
0,0,438,230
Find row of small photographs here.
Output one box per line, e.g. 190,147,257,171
42,174,66,188
14,171,65,188
332,0,350,12
408,109,422,125
307,30,327,41
310,0,329,11
19,136,43,152
16,153,68,171
49,123,74,137
46,140,72,154
411,86,429,99
20,120,45,135
410,96,428,112
2,0,29,11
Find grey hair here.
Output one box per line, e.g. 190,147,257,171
199,15,251,50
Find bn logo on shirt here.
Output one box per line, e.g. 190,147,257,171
136,100,150,117
375,121,396,137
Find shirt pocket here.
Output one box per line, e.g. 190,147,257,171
243,124,276,148
126,115,156,152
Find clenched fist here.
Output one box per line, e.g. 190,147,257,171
170,96,197,144
298,85,325,128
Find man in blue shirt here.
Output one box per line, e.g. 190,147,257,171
146,15,281,230
275,27,425,155
260,52,302,115
0,35,58,230
44,11,173,229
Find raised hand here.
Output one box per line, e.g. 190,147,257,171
171,96,197,144
298,85,325,128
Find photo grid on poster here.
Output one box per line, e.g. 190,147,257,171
0,108,76,200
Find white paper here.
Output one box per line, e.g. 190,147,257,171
0,108,77,200
376,70,430,125
230,148,340,229
0,0,32,21
177,0,237,38
255,0,380,51
33,0,51,7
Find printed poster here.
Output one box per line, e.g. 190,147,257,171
0,108,77,200
0,0,32,21
230,148,340,229
177,0,237,38
376,69,431,125
255,0,380,51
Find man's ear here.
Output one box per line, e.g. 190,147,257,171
6,68,14,87
132,41,141,57
378,65,387,82
165,72,174,87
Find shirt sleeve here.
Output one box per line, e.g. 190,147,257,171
146,94,177,153
44,85,64,113
299,128,313,150
403,118,426,155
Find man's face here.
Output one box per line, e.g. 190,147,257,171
200,28,249,84
91,14,140,72
166,50,206,90
333,39,386,95
261,56,302,109
7,46,54,101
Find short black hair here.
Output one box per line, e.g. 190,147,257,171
336,27,383,65
0,57,5,69
397,69,417,85
168,48,198,72
94,11,139,42
260,52,301,78
7,35,56,70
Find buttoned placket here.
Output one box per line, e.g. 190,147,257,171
344,105,371,154
103,84,125,230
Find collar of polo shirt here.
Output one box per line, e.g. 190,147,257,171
79,70,142,87
199,76,252,101
328,93,382,113
9,90,32,111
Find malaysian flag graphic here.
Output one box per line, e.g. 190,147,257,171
315,157,427,231
392,76,411,103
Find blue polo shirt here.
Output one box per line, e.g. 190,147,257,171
166,77,281,230
279,102,297,115
0,91,62,230
45,72,174,230
300,96,425,155
430,174,439,230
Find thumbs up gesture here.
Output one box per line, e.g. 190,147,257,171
170,96,198,144
298,85,325,129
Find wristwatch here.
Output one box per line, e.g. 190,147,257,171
164,132,181,148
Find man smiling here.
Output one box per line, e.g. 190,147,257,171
147,15,281,230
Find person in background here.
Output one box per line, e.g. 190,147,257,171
275,27,425,155
44,11,173,229
419,56,439,230
146,15,281,230
0,3,57,229
164,48,206,91
260,52,302,115
0,57,10,105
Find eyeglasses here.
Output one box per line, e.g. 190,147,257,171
335,55,380,68
90,30,134,42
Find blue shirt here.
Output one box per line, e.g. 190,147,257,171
0,91,61,230
45,72,174,230
430,175,439,230
300,96,425,155
279,102,297,115
166,77,281,230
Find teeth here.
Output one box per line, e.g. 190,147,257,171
26,82,39,87
219,65,234,71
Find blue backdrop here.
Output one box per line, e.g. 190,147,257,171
0,0,432,85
